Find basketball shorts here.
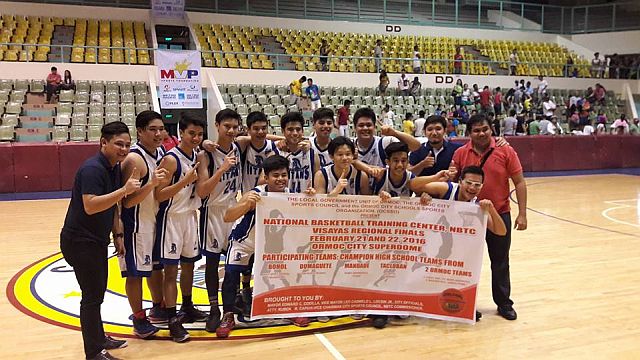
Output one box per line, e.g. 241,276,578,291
225,237,255,272
158,211,201,265
200,204,234,256
118,232,154,277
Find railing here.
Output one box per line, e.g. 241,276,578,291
0,43,155,65
17,0,640,34
3,42,640,79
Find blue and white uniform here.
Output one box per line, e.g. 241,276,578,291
310,136,332,168
241,139,279,194
155,146,201,265
443,181,478,203
281,148,315,193
354,135,397,188
226,185,289,270
373,168,415,197
319,164,363,195
120,143,164,277
200,143,242,256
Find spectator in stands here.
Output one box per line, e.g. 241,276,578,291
594,83,606,106
542,95,556,120
305,78,321,110
509,49,518,76
447,118,459,138
503,109,518,136
573,119,595,136
611,114,630,134
414,110,426,137
479,86,492,114
403,113,415,135
629,118,639,135
596,117,607,135
60,70,75,91
397,71,410,96
453,47,463,74
434,105,443,116
493,87,503,116
461,83,472,106
523,94,532,114
412,46,421,73
337,100,351,137
410,77,422,97
162,129,179,150
378,70,389,96
591,52,604,78
380,104,394,128
539,116,551,135
528,115,540,135
569,110,580,131
597,111,607,125
319,40,330,72
374,39,383,73
547,116,563,135
472,83,480,103
536,75,548,100
565,55,574,77
489,112,500,136
289,75,306,105
607,54,619,79
525,81,534,97
515,113,527,136
46,66,62,103
453,79,463,108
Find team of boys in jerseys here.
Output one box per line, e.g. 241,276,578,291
119,108,507,342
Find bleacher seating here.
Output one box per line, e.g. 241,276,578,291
1,14,150,64
194,23,589,77
0,79,151,142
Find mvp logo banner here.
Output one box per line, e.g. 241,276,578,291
252,193,487,324
156,50,202,109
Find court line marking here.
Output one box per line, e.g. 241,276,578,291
315,332,346,360
510,182,639,238
601,199,639,228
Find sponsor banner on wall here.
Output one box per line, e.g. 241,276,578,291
252,193,487,324
151,0,185,18
156,50,202,109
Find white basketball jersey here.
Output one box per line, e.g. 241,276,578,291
354,136,387,168
443,182,478,203
282,148,315,193
122,143,164,234
310,136,332,168
203,142,242,207
158,146,199,214
374,168,415,197
320,164,363,195
242,140,279,194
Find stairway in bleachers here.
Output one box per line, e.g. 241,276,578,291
255,36,295,70
462,46,508,76
49,25,74,63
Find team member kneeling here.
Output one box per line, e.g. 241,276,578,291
216,155,311,338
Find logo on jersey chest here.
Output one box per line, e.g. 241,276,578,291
246,155,264,176
289,158,310,180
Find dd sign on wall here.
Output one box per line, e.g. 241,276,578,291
157,50,202,109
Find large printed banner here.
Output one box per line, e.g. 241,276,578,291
151,0,185,18
156,50,202,109
253,193,488,324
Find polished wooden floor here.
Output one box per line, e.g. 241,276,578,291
1,174,639,359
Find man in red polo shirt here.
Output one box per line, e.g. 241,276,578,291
452,114,527,321
479,86,492,115
337,99,351,137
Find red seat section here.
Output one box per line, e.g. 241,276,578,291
0,143,15,193
59,143,100,190
12,143,61,192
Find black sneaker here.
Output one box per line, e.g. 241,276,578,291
88,350,121,360
178,304,208,323
103,336,127,350
205,306,222,333
371,315,388,329
168,316,190,343
497,305,517,320
148,306,169,324
133,317,159,339
475,311,482,322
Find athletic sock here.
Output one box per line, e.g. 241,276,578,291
133,309,146,320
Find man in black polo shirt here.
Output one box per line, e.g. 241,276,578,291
60,121,141,360
409,115,460,177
